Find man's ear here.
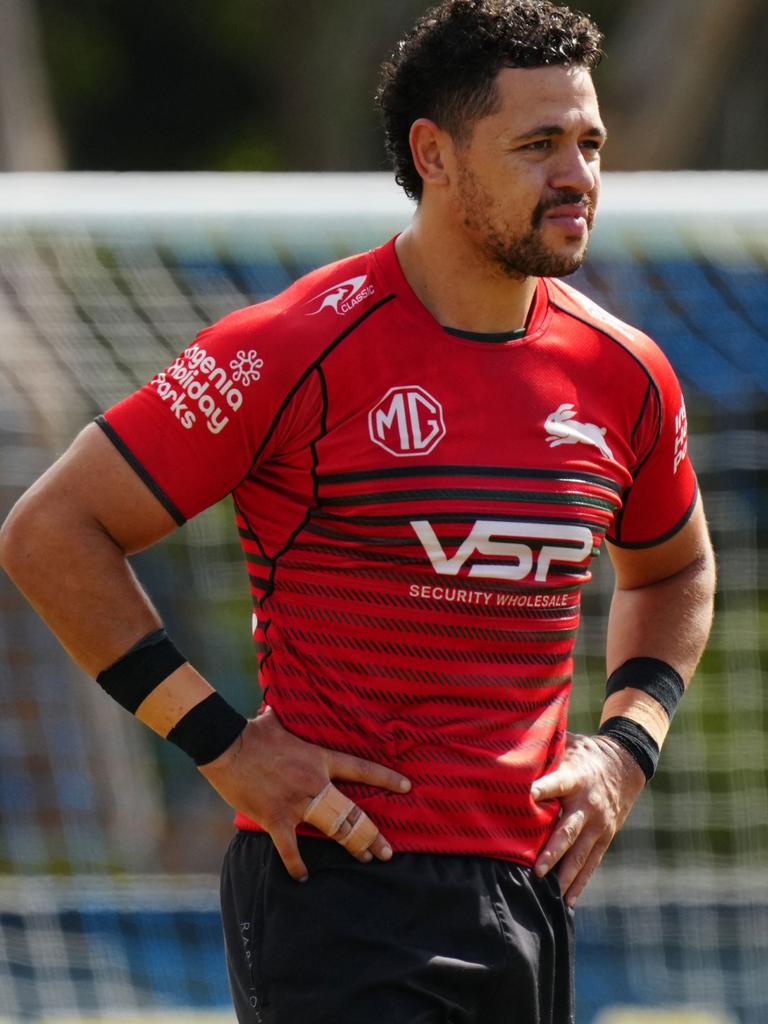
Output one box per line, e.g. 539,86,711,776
408,118,452,190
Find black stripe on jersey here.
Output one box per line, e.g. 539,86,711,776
277,534,598,565
614,380,663,544
320,486,618,513
266,546,598,578
236,539,271,565
630,381,653,454
256,366,332,638
283,535,598,556
306,511,609,534
312,366,330,507
266,561,592,587
607,483,698,549
552,563,593,577
252,550,425,570
611,380,654,541
248,573,271,591
95,415,186,525
319,464,623,495
235,496,269,562
236,294,395,489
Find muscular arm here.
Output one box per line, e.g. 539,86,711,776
602,496,716,740
0,424,410,879
0,424,176,674
532,497,716,905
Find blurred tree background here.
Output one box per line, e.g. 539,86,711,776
0,0,766,174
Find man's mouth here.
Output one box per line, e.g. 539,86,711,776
541,202,591,236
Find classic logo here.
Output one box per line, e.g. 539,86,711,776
411,519,593,583
545,403,613,460
369,386,446,457
306,275,375,316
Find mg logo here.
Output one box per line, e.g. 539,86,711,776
368,386,446,457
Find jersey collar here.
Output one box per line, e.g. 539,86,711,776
373,235,552,347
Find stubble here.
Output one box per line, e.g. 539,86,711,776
457,164,595,280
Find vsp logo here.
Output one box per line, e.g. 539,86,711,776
369,386,446,457
411,519,593,582
306,275,375,316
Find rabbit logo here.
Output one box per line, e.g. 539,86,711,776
545,403,613,460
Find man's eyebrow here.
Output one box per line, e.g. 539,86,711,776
512,124,608,141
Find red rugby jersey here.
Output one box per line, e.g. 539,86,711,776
99,237,697,866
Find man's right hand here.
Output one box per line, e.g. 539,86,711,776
199,706,411,881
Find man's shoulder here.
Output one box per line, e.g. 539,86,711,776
207,246,384,351
546,278,647,347
545,277,673,380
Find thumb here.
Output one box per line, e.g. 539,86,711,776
531,765,577,802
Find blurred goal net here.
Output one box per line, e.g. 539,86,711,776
0,171,767,1023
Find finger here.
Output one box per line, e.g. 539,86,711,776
367,830,394,862
337,809,380,858
531,766,579,802
304,787,393,862
270,826,309,883
559,834,611,908
549,822,598,893
534,808,586,878
326,806,373,862
328,752,411,794
303,782,356,835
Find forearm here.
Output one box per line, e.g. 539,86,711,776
603,551,716,746
3,516,223,744
1,492,160,671
0,488,212,738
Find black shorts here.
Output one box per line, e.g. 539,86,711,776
221,832,574,1024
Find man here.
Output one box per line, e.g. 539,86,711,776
0,1,715,1022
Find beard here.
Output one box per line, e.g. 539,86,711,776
456,165,595,280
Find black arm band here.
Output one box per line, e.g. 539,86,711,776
166,692,248,766
598,716,660,781
96,629,187,713
605,657,684,720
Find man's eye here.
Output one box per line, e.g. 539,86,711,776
523,140,551,151
581,140,603,151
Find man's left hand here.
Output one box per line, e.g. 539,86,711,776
530,731,646,907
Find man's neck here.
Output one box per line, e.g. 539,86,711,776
394,216,539,334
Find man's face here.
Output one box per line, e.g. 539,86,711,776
448,65,605,279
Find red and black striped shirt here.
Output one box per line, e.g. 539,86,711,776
100,237,697,865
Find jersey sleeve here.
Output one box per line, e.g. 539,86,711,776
608,343,697,548
97,307,315,523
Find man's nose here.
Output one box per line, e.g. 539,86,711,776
549,146,598,196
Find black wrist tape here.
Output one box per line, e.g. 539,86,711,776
166,692,248,766
598,715,660,781
605,657,684,720
96,629,187,713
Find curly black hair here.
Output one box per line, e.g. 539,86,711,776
376,0,603,201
